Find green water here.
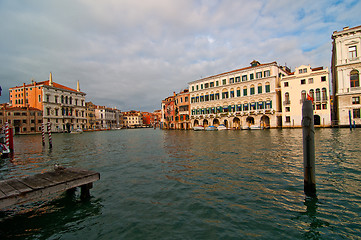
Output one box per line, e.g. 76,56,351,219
0,128,360,239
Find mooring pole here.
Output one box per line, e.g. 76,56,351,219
42,123,45,146
302,100,316,197
47,122,52,149
349,110,352,130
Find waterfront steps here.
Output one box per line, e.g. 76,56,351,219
0,167,100,209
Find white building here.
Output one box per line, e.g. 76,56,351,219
280,65,331,127
332,25,361,126
189,61,290,129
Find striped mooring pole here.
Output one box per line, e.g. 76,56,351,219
42,123,45,146
5,122,10,150
47,122,52,149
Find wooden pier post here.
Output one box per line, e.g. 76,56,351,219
47,122,52,149
302,100,316,197
42,123,45,146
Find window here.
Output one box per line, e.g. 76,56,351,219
196,85,199,90
309,89,314,100
192,86,194,91
222,79,227,85
210,82,214,87
250,73,254,80
236,88,241,97
230,78,234,83
303,68,307,73
55,96,58,103
216,81,219,86
284,82,289,87
322,88,327,101
242,75,247,81
352,97,360,104
321,76,326,82
301,90,306,101
205,83,209,88
264,70,270,77
243,87,247,96
222,90,229,99
301,79,306,85
256,72,262,79
235,76,240,82
284,92,290,104
200,84,203,90
230,89,234,98
265,82,270,93
322,104,327,109
38,95,41,102
349,46,357,59
308,78,314,84
250,85,255,95
316,104,321,110
285,116,291,122
258,83,262,94
353,109,360,118
316,89,321,101
285,107,290,112
299,69,303,74
350,70,359,87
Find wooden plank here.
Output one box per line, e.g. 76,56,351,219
0,168,100,209
6,179,33,193
20,175,55,189
0,180,20,198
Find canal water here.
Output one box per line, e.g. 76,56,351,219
0,128,360,239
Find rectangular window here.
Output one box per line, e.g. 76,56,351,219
258,85,262,94
201,84,203,89
250,87,255,95
285,116,291,122
353,109,360,118
242,75,247,81
216,81,219,86
284,82,289,87
250,73,254,80
237,89,241,97
222,79,227,85
265,84,270,93
349,46,357,59
235,76,240,82
230,78,234,83
321,76,326,82
210,82,214,87
256,72,262,79
322,104,327,109
264,70,270,77
308,78,313,84
316,104,321,110
196,85,199,90
243,88,247,96
352,97,360,104
285,107,290,112
38,95,41,102
301,79,306,85
205,83,209,88
192,86,194,91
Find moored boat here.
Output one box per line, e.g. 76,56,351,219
248,125,262,130
0,143,10,158
71,128,83,134
193,125,204,131
205,126,217,131
217,124,227,130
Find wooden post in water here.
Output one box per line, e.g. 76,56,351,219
47,122,52,149
302,100,316,197
42,123,45,146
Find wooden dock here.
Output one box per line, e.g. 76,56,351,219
0,167,100,209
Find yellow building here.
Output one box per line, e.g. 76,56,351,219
280,65,331,127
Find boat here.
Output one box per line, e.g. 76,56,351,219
205,126,217,131
193,125,204,131
0,143,10,158
71,128,83,134
217,124,227,130
248,125,263,130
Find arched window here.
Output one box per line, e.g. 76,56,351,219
301,90,306,101
309,89,314,100
284,92,290,104
230,88,235,98
265,82,270,93
236,87,241,97
350,70,359,88
316,88,321,101
250,85,255,95
222,89,229,99
243,86,247,96
322,88,327,101
258,83,262,94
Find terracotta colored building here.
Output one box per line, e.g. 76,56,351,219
161,95,175,129
174,89,190,129
0,103,43,134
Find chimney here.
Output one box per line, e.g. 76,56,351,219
49,72,53,86
343,26,349,31
77,80,80,92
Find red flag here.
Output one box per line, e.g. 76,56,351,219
307,94,314,102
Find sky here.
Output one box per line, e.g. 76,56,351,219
0,0,360,112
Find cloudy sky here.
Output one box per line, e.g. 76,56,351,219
0,0,360,112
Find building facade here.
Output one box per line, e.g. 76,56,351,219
9,73,86,132
0,103,43,134
189,61,290,129
86,102,96,130
161,95,175,129
122,111,143,128
174,89,190,129
332,25,361,126
280,65,331,127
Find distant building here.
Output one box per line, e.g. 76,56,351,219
331,25,361,126
153,110,162,127
9,73,86,132
188,61,290,129
280,65,331,127
141,112,154,126
0,103,43,134
122,110,143,128
86,102,96,130
161,95,175,129
175,89,190,129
